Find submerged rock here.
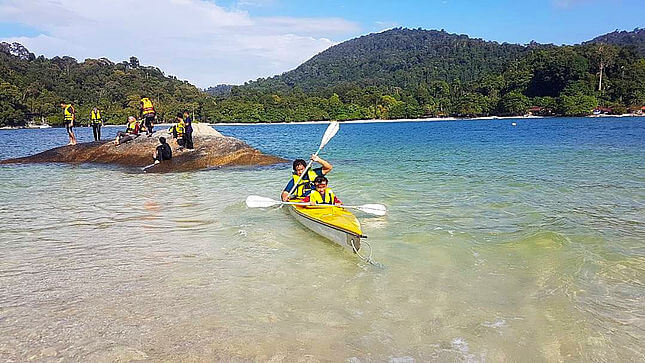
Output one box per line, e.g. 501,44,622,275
0,123,287,172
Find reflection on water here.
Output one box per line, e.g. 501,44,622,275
1,118,644,361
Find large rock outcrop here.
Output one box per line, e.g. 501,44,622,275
0,124,287,172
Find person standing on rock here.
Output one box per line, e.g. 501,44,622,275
60,102,77,145
182,110,194,149
90,107,102,141
139,97,156,137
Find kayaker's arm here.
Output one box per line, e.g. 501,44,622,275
312,154,332,174
281,179,295,201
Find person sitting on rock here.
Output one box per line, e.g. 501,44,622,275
168,113,186,148
152,136,172,163
302,176,342,206
114,116,141,145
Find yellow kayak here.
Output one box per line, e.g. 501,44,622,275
288,198,365,252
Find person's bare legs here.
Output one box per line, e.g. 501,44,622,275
66,124,77,145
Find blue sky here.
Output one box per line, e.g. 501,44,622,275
0,0,642,87
214,0,643,44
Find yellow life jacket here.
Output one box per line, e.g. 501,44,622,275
309,188,336,205
64,104,74,121
141,98,155,115
91,109,101,122
175,121,185,136
291,169,319,197
126,119,138,132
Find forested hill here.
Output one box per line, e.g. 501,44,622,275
2,26,645,126
243,28,531,92
584,28,645,56
221,27,644,122
204,84,234,97
0,42,213,126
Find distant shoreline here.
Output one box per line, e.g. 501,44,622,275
209,113,644,126
1,114,642,130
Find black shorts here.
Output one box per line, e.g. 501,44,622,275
66,123,74,132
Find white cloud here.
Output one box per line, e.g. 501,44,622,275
374,21,399,32
235,0,278,8
0,0,360,87
552,0,598,8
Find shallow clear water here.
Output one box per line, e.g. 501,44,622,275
1,117,643,361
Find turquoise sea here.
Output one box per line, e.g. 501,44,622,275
0,117,643,361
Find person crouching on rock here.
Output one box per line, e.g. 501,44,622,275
303,176,342,206
114,116,141,145
152,137,172,164
168,113,186,149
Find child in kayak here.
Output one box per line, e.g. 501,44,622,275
303,176,342,206
281,155,333,201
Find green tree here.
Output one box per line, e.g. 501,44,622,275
0,82,27,126
557,94,598,116
499,91,530,115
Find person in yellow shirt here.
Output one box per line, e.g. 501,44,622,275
303,176,343,206
139,97,156,137
280,155,332,202
90,107,102,141
60,102,76,145
169,112,186,148
114,116,140,145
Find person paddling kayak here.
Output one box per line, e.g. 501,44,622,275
281,155,332,201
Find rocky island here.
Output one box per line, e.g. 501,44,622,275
0,124,287,172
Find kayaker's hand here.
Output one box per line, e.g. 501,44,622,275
335,203,342,206
311,154,320,163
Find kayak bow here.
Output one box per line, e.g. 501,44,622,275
287,198,365,253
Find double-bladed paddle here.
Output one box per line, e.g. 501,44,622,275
245,195,387,216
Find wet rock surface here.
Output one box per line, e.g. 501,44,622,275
0,124,287,172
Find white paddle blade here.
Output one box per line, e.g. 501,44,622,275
319,121,339,149
246,195,281,208
356,204,387,216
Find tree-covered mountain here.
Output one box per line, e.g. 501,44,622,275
214,28,644,121
204,84,233,97
0,42,215,126
2,27,645,127
243,28,531,92
584,28,645,56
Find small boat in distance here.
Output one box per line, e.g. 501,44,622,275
25,122,52,129
26,117,51,129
